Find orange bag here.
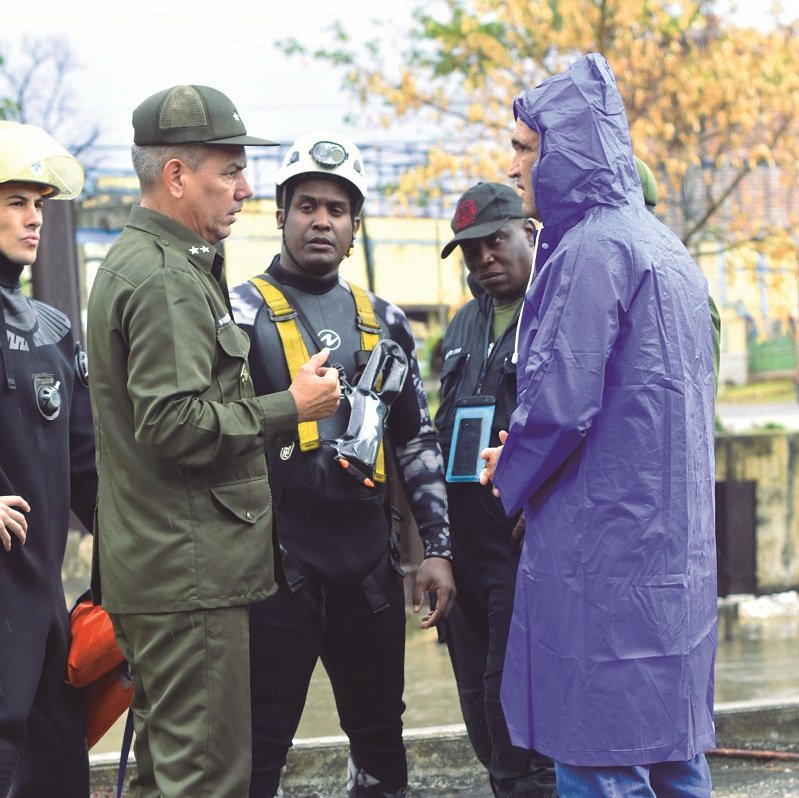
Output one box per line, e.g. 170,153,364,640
79,664,134,749
67,594,125,687
67,591,134,749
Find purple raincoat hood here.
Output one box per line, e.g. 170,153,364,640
513,53,642,228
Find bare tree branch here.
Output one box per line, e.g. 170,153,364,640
0,37,103,181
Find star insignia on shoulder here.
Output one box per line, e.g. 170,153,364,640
200,245,211,253
189,246,200,255
233,112,240,121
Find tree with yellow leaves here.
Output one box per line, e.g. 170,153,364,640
283,0,799,258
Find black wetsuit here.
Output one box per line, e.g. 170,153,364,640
231,258,450,797
435,286,557,798
0,255,97,797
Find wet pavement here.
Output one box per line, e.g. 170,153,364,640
295,608,799,740
84,582,799,755
709,755,799,798
67,532,798,796
408,754,799,797
244,597,799,797
404,756,799,797
81,579,798,797
410,757,799,798
716,401,799,433
715,615,799,705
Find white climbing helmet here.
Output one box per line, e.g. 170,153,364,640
276,130,367,210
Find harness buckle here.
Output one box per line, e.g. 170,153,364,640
355,315,381,335
267,306,298,323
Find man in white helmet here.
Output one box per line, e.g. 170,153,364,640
0,122,95,797
231,131,455,798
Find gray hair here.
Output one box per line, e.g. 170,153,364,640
131,144,207,192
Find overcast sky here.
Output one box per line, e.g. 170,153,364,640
3,0,794,165
4,0,410,156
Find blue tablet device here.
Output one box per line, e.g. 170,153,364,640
446,396,496,483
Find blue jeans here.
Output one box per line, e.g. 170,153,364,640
555,754,712,797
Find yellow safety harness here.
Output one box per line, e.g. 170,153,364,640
250,275,387,483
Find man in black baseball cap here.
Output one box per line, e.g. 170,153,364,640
441,181,533,303
441,181,527,259
435,183,557,797
86,86,341,797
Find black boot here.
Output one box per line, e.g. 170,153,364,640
346,754,407,798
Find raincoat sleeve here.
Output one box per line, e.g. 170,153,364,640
494,236,635,516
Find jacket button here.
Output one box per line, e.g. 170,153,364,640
245,511,253,520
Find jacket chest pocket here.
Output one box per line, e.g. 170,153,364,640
215,323,253,401
493,357,518,433
437,352,469,429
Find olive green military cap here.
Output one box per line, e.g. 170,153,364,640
132,84,277,146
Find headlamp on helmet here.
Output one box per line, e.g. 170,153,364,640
310,140,348,168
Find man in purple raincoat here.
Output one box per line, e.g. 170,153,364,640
481,53,717,796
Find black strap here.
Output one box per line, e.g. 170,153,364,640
117,708,134,798
360,569,390,614
0,307,15,390
279,544,306,593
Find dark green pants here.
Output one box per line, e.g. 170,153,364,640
111,606,251,798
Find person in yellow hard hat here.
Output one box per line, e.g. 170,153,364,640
0,121,95,797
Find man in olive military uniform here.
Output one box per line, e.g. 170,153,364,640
87,86,341,797
0,122,94,797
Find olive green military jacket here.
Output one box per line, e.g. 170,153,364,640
87,206,297,613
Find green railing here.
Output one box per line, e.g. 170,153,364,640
748,334,796,376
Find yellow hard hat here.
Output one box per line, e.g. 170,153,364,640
0,121,84,200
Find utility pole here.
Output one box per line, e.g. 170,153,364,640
31,199,83,340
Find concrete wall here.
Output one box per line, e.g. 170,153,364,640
716,431,799,592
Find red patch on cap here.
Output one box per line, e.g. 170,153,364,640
454,199,476,231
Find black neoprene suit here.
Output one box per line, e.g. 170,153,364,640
0,255,97,797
